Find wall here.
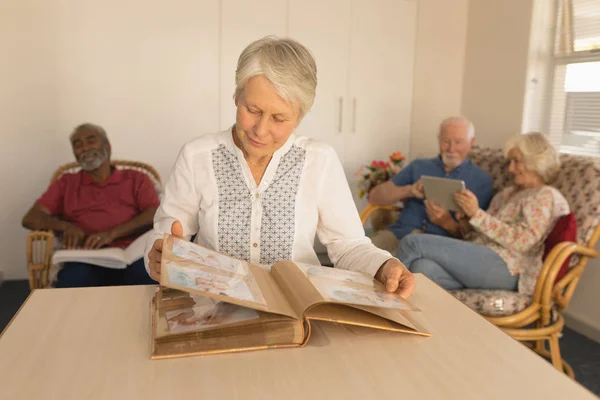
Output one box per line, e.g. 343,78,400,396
1,0,58,281
409,0,536,155
565,253,600,342
409,0,469,159
460,0,535,148
521,0,557,135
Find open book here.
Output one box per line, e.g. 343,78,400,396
51,231,151,269
151,235,430,359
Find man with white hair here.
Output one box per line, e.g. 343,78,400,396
22,123,159,287
368,116,493,253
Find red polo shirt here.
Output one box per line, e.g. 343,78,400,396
37,168,160,248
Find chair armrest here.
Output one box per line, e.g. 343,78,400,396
539,241,598,317
491,242,598,327
533,241,575,300
359,204,402,226
26,230,54,289
568,243,599,258
485,304,543,328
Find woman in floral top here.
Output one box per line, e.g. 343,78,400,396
396,132,569,295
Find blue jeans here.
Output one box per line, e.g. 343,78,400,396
55,258,156,288
396,233,518,291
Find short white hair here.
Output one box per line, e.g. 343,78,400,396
439,116,475,139
234,36,318,118
504,132,560,184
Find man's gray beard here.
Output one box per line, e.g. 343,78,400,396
441,153,461,169
78,147,109,171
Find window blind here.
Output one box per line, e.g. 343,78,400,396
572,0,600,52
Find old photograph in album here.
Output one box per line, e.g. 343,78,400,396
151,235,430,359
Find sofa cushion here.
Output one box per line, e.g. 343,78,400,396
451,289,532,317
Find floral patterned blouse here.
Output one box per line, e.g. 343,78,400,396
467,185,570,295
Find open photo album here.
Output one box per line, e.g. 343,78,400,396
151,235,430,359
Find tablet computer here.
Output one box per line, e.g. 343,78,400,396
421,175,466,212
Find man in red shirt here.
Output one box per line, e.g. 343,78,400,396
22,123,159,287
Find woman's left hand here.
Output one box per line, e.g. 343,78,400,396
453,189,480,218
375,259,416,299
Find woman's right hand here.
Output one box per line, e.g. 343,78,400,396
375,258,416,299
148,220,184,282
454,189,480,218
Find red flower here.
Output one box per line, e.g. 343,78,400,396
370,160,384,169
358,152,405,198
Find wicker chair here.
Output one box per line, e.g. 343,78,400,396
360,147,600,378
26,160,162,290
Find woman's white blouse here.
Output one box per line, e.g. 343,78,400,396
144,127,393,276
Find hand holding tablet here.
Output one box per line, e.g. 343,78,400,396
420,176,466,212
453,189,480,218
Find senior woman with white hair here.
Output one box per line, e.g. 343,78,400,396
396,132,569,296
145,36,415,298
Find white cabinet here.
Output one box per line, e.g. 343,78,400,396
288,0,352,164
293,0,417,201
345,0,417,203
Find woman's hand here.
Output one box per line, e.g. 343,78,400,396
148,221,184,282
454,189,480,218
375,259,416,299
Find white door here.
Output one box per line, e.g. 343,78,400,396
346,0,417,206
219,0,288,130
288,0,351,166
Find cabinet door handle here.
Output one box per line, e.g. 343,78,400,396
338,97,343,133
352,98,357,133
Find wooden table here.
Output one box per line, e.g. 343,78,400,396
0,274,595,400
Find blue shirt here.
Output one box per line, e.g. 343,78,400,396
388,156,493,240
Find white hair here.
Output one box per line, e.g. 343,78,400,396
439,116,475,139
504,132,560,184
69,123,110,145
234,36,317,118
